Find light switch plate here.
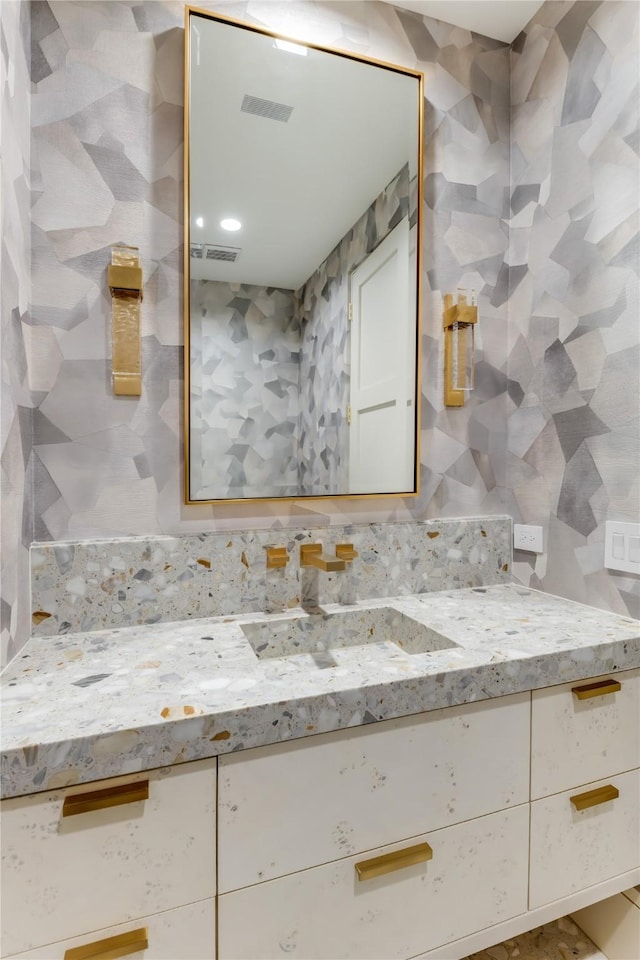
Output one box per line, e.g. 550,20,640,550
513,524,544,553
605,521,640,574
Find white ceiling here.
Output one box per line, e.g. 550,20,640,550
189,16,419,289
189,2,544,290
383,1,545,44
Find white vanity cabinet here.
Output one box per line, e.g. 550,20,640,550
217,669,640,960
0,760,216,960
3,903,216,960
1,669,639,960
529,667,640,910
217,692,531,959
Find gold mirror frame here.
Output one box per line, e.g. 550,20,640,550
183,5,424,505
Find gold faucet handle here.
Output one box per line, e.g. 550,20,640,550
336,543,358,562
266,546,289,570
300,544,346,572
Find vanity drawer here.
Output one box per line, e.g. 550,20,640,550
218,692,529,891
2,898,216,959
531,667,640,799
529,768,640,909
218,804,529,960
0,759,216,957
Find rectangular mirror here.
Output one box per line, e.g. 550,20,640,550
184,7,423,503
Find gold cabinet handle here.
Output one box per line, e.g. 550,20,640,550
355,841,433,881
62,780,149,818
571,678,621,700
570,784,619,811
64,927,148,960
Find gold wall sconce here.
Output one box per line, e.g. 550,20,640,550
443,289,478,406
108,245,143,396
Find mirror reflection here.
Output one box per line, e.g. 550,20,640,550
185,9,423,502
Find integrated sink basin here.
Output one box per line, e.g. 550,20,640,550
241,607,459,661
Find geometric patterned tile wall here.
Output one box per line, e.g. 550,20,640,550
507,0,640,618
21,0,512,547
189,280,300,500
1,0,31,666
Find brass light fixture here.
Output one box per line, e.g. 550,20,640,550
443,289,478,406
108,245,143,396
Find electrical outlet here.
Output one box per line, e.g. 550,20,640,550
513,524,544,553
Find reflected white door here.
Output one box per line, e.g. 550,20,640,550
348,217,415,493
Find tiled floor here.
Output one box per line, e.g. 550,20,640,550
464,917,607,960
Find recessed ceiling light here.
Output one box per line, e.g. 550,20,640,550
195,216,204,228
220,218,242,232
274,39,307,56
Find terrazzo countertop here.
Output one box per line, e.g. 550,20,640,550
2,583,639,799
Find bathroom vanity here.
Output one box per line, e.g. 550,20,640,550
1,584,639,959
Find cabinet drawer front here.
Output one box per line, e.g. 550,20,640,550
219,692,529,891
218,805,529,960
531,667,640,799
0,760,216,957
2,898,215,960
529,769,640,909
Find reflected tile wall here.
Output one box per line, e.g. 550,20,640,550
506,0,640,617
1,0,31,666
190,281,300,499
297,164,412,495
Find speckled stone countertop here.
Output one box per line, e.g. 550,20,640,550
2,584,639,799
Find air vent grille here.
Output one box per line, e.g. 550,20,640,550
241,94,293,123
190,244,242,263
204,245,241,262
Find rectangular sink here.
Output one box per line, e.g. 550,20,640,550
241,607,459,661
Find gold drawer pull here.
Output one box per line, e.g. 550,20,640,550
355,841,433,881
570,784,619,811
64,927,148,960
571,678,621,700
62,780,149,818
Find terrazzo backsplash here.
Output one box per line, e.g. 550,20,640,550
30,516,511,636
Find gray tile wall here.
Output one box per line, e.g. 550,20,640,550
4,0,636,667
1,0,31,666
506,0,639,618
189,280,300,499
18,0,510,574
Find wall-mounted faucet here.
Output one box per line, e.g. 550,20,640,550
266,547,289,570
300,544,345,572
335,543,358,563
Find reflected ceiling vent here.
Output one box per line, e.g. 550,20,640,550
241,94,293,123
204,244,242,262
190,244,203,259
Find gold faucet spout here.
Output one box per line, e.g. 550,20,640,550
300,544,346,572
